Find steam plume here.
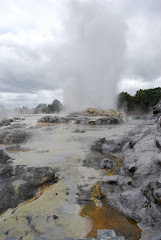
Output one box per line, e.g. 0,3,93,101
62,0,126,111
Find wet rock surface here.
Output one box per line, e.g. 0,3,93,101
39,115,69,123
82,152,117,170
0,129,32,144
73,108,121,118
0,150,58,215
0,118,13,127
93,116,161,232
153,100,161,116
3,229,125,240
76,184,92,205
73,116,122,125
82,153,105,169
38,108,124,126
0,117,25,127
5,144,31,152
0,113,146,240
39,115,122,125
0,149,12,164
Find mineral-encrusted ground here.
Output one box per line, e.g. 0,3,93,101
92,115,161,234
0,113,140,240
0,149,58,215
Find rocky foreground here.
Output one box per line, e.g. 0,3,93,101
0,105,161,240
0,149,58,215
92,106,161,234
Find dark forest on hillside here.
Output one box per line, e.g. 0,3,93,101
118,87,161,112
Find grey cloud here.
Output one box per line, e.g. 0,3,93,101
116,0,161,82
0,0,127,110
0,0,161,108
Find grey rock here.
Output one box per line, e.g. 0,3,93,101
100,158,114,169
0,129,32,144
92,136,130,156
97,229,116,238
74,129,86,133
5,144,30,152
149,234,161,240
34,238,47,240
155,136,161,149
0,151,58,214
153,100,161,116
6,123,26,129
108,238,124,240
82,153,105,169
97,117,161,231
39,115,68,123
102,175,119,185
4,238,18,240
0,149,11,164
39,114,123,126
0,118,13,127
63,238,76,240
74,117,122,125
3,229,126,240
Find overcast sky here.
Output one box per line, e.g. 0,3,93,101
0,0,161,109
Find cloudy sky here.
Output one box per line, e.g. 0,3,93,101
0,0,161,109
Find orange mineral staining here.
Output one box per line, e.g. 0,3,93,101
80,183,142,240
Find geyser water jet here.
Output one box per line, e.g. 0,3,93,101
62,0,126,111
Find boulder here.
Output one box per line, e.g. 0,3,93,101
82,108,104,116
0,129,32,144
103,109,120,118
74,116,122,125
98,117,161,231
38,115,68,123
0,150,58,214
100,158,114,169
102,175,119,184
0,118,13,127
153,100,161,116
5,144,30,152
0,150,11,164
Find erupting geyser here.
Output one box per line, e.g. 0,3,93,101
62,0,126,111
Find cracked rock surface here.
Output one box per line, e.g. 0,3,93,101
92,116,161,233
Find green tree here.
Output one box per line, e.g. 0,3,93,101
34,104,48,114
47,99,63,113
118,87,161,112
118,92,135,111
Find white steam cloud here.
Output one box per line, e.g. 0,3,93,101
62,1,127,111
0,0,127,110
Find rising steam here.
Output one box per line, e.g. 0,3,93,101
61,0,126,111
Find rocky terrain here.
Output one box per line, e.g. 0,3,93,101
4,229,125,240
0,105,161,240
0,111,143,240
38,108,124,125
0,149,58,215
91,103,161,235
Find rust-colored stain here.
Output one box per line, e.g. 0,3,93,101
6,149,23,152
11,176,56,214
37,122,68,127
80,183,142,240
81,151,142,240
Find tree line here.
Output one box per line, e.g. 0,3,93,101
15,99,63,114
118,87,161,112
